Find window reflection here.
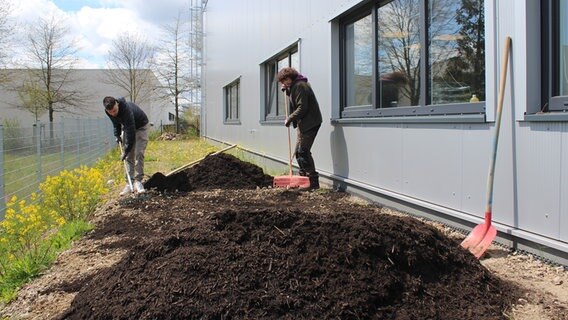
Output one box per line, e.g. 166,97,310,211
345,14,373,107
341,0,485,113
377,0,420,107
264,48,298,119
277,57,288,115
266,62,277,116
429,0,485,104
230,84,239,120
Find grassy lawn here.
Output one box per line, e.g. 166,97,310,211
143,137,219,178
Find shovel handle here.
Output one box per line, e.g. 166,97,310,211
485,36,511,215
284,91,293,177
118,141,134,191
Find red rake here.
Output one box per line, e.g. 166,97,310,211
274,90,310,189
461,36,511,258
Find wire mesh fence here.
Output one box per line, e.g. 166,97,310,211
0,118,114,219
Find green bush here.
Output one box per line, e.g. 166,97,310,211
2,118,26,152
0,157,114,302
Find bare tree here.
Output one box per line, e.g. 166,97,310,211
377,0,458,105
105,32,156,104
155,10,191,133
0,1,14,83
18,75,48,122
24,14,86,123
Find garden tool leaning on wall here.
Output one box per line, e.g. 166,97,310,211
461,36,512,259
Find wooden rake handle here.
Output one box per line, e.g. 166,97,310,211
284,90,293,177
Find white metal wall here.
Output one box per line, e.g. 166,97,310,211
203,0,568,259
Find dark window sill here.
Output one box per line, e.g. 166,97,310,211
260,117,285,126
523,112,568,122
331,114,486,124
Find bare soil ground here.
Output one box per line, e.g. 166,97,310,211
1,153,566,319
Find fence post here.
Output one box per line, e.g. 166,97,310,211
34,122,42,184
60,118,65,169
0,125,5,219
87,119,92,161
76,118,81,166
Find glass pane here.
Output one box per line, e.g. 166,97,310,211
277,57,288,116
429,0,485,104
560,0,568,96
225,88,230,120
267,63,277,116
291,51,299,70
345,14,373,107
377,0,420,108
231,84,238,119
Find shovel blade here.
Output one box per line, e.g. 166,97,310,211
461,223,497,259
273,175,310,188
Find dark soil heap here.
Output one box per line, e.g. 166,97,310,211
57,154,517,319
144,153,274,192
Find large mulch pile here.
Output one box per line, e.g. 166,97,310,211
144,153,274,192
57,153,519,320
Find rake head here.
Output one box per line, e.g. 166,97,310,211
273,175,310,189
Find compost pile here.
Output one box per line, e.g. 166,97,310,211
58,153,518,320
144,153,274,192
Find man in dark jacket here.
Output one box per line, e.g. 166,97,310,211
103,96,150,195
278,67,323,189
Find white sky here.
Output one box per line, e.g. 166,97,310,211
6,0,191,69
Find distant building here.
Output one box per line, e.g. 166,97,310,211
0,69,175,128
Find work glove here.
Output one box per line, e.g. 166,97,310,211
115,136,122,144
284,118,291,127
121,151,129,161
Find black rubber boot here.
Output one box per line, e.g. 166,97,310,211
309,175,320,190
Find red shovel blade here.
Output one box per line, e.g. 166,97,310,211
461,222,497,259
471,226,497,258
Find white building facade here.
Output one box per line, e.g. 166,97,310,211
201,0,568,264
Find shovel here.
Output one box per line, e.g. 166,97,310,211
461,36,511,258
119,141,134,193
273,90,310,188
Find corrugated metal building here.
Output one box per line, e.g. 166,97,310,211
200,0,568,265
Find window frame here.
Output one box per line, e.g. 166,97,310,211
336,0,486,121
541,0,568,113
260,41,300,124
223,77,241,124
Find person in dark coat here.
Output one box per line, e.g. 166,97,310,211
278,67,323,189
103,96,150,195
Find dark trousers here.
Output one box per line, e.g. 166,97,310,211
295,125,320,187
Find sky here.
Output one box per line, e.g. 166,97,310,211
6,0,192,69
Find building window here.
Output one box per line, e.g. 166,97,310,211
263,44,299,121
168,112,175,121
338,0,485,118
224,78,240,123
542,0,568,112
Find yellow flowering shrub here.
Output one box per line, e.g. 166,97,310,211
0,163,111,300
0,194,65,276
40,166,108,221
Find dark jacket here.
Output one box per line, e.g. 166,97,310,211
106,97,149,154
286,75,322,133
